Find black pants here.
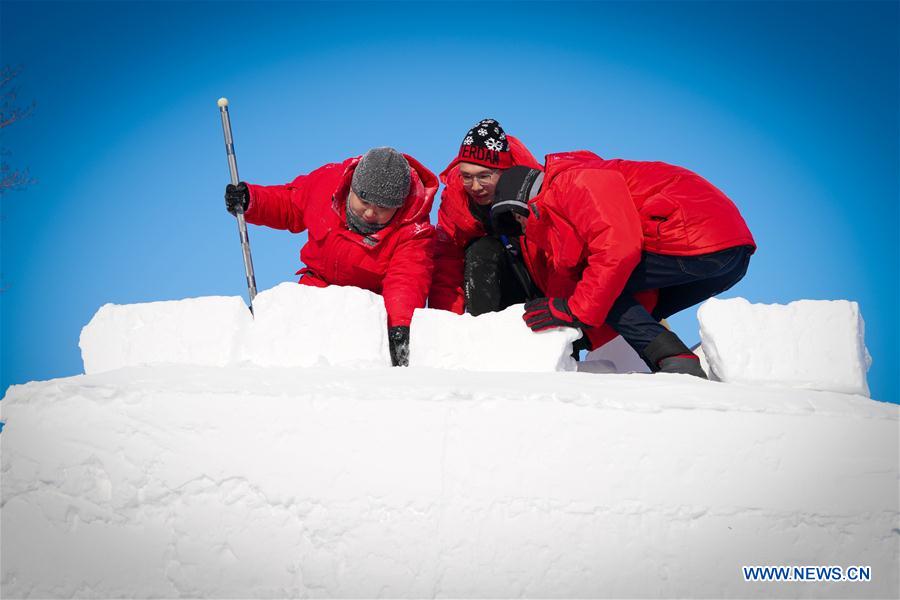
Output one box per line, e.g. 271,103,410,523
464,236,535,316
606,245,753,355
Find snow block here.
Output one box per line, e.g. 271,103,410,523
79,296,252,374
698,297,872,396
243,283,391,367
1,368,896,598
409,305,579,371
79,284,392,373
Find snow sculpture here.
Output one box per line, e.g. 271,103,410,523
79,289,580,374
1,368,896,598
409,305,580,372
699,298,871,396
79,295,251,374
76,290,876,392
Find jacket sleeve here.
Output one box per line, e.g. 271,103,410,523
243,175,310,233
562,170,644,327
428,224,466,314
382,222,436,328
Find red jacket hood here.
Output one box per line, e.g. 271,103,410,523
541,150,604,186
333,153,439,230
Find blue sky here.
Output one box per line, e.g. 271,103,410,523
1,1,897,402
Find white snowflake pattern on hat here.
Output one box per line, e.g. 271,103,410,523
499,132,506,140
484,138,503,151
463,136,474,145
493,127,499,134
477,128,488,136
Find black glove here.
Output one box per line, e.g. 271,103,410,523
491,209,525,237
225,182,250,216
523,297,586,331
388,326,410,367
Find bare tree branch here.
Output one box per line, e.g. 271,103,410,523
0,64,36,195
0,163,34,193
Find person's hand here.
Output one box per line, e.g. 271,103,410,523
388,326,410,367
523,297,585,331
225,182,250,216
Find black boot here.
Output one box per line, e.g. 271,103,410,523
657,355,708,378
643,331,708,379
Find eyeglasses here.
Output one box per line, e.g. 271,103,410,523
459,170,499,186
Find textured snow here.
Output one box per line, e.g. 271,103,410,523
79,289,874,391
80,283,394,372
78,295,251,374
699,298,872,396
80,285,582,373
244,283,391,368
1,367,896,598
409,305,580,372
11,288,893,597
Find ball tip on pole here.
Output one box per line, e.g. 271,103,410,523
217,97,229,108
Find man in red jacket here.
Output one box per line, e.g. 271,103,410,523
224,147,438,366
429,119,543,316
492,151,755,378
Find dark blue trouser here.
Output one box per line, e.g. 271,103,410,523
605,245,754,357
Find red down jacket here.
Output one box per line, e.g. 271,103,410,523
244,154,438,328
428,136,542,312
521,151,755,349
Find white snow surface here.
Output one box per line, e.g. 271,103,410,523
80,283,394,372
79,287,876,395
409,305,579,372
78,295,251,374
699,298,872,396
1,366,897,598
80,284,579,373
244,283,391,368
8,287,894,597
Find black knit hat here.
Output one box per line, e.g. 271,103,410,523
351,147,411,208
491,167,543,237
455,118,513,169
493,166,544,218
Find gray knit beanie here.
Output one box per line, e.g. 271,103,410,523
351,147,411,208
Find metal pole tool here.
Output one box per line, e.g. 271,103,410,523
217,97,258,311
